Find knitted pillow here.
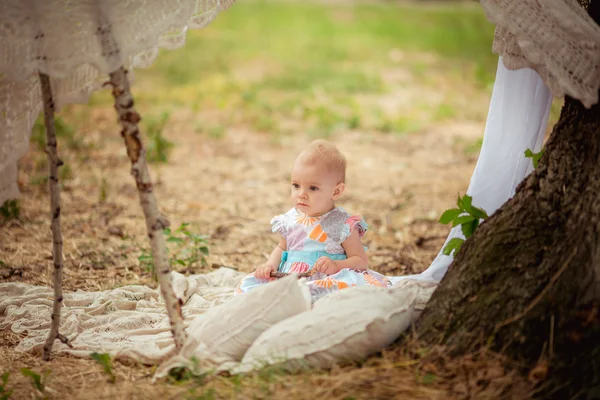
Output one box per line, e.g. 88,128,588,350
236,284,417,372
154,274,311,378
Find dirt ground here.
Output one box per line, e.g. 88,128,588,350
1,117,483,287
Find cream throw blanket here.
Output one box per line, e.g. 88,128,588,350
0,268,243,365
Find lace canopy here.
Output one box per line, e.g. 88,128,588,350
0,0,234,205
481,0,600,108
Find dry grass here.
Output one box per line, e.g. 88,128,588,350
0,330,533,399
0,118,535,399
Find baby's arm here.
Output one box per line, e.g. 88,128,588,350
314,230,368,274
337,229,368,270
255,238,287,279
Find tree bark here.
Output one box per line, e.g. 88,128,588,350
417,3,600,397
40,73,72,361
107,67,187,350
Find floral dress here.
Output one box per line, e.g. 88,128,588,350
235,207,391,302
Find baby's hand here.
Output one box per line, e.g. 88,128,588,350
314,257,339,275
255,263,276,280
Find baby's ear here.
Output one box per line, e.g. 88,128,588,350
332,182,345,200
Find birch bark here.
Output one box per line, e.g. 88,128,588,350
107,67,187,349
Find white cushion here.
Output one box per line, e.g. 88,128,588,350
154,275,311,378
236,284,417,372
391,278,437,321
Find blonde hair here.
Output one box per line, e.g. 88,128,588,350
296,140,347,183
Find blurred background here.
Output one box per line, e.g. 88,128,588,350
2,0,560,289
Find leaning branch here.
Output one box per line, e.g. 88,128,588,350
106,67,187,349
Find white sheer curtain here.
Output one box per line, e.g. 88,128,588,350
392,57,553,284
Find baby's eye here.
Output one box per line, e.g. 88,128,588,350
310,186,319,191
292,183,300,189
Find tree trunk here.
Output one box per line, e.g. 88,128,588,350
39,73,72,360
417,4,600,398
107,67,187,350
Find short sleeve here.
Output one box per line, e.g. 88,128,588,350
270,214,287,237
340,215,368,242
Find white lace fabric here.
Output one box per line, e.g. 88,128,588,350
481,0,600,108
0,0,234,206
0,269,244,364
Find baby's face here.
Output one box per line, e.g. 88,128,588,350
290,160,342,217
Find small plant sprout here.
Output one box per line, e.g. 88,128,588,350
144,111,174,163
138,222,210,280
0,200,20,221
439,194,488,256
99,177,109,203
91,352,116,383
524,148,544,168
167,223,210,267
21,368,50,399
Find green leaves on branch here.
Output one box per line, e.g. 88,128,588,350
442,238,465,257
524,148,544,169
439,194,488,256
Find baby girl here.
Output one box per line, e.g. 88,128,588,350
235,139,391,301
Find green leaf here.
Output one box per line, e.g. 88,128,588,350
442,238,464,256
199,247,209,256
461,195,472,211
533,151,543,168
0,390,12,400
138,254,152,262
456,194,464,210
461,219,479,238
21,368,43,392
461,194,484,219
91,352,116,383
422,372,436,384
162,228,172,236
451,214,475,227
524,148,544,169
177,222,190,232
167,237,184,243
175,259,186,266
438,208,461,224
469,206,488,219
452,194,488,219
0,371,11,400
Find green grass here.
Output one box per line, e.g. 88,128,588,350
137,1,495,87
80,1,495,139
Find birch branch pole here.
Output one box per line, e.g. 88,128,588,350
106,67,187,349
40,73,72,361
